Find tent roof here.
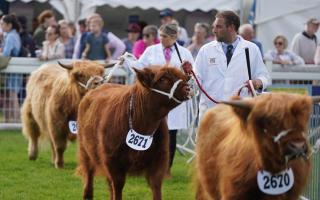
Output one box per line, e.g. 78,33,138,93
80,0,241,12
5,0,241,22
5,0,241,12
255,0,320,24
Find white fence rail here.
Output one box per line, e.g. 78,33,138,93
0,57,128,128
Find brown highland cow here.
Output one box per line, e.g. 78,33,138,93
77,66,192,200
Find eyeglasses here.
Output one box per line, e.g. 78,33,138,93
143,33,150,38
46,32,55,36
274,41,283,46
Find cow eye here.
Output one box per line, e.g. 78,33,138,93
159,77,167,82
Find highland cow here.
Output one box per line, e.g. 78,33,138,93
21,60,105,168
77,66,192,200
196,93,319,200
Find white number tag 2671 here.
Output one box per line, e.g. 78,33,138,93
126,129,153,151
257,168,294,195
68,121,78,134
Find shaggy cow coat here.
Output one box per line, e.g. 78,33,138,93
196,93,313,200
21,61,105,168
77,66,191,200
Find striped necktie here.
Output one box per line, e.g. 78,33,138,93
164,47,171,63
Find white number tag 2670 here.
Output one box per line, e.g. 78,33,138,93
257,168,294,195
68,121,78,134
126,129,153,151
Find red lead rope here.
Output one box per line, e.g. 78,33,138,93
181,61,220,104
189,70,220,104
182,62,254,104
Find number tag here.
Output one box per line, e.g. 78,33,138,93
68,121,78,134
257,168,294,195
126,129,153,151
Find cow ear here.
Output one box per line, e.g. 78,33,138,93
291,97,312,118
133,67,155,87
222,100,253,122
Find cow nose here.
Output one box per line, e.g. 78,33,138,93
285,141,308,159
183,85,194,98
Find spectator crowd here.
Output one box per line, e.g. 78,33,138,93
0,9,319,65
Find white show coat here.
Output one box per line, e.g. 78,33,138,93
135,43,195,130
194,36,271,120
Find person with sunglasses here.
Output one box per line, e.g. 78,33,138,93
132,25,159,59
264,35,304,65
39,25,64,61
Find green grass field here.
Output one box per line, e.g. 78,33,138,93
0,131,195,200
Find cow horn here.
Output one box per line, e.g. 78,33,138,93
103,60,117,68
312,96,320,104
58,61,73,70
222,100,252,110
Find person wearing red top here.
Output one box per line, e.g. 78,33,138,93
132,25,159,58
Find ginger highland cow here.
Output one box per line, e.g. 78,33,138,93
77,66,192,200
21,61,105,168
196,93,320,200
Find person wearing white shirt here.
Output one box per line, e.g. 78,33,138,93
135,23,194,177
194,10,270,121
159,9,189,46
39,25,65,61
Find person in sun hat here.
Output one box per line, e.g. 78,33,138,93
122,23,141,53
291,18,320,64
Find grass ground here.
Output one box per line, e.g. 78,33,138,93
0,131,195,200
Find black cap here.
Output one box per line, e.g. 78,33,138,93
159,9,173,18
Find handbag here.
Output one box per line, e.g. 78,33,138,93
0,55,11,70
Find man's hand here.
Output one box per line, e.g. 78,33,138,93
245,79,263,90
181,61,193,75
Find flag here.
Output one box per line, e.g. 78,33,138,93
248,0,256,25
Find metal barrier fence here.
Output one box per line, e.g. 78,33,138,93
0,57,128,129
1,59,320,199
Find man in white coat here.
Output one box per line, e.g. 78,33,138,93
135,23,194,177
194,10,271,121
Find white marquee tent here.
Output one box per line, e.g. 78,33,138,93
255,0,320,53
5,0,241,22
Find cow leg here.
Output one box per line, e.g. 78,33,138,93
27,127,40,160
21,103,40,160
50,132,67,168
146,174,163,200
106,178,114,200
109,168,125,200
78,145,95,200
83,168,94,200
28,136,39,160
54,141,67,168
195,182,206,200
50,140,56,165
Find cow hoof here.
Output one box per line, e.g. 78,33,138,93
55,162,64,169
28,154,37,160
